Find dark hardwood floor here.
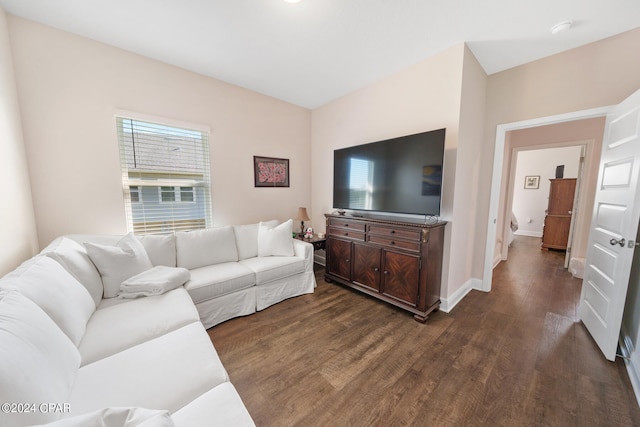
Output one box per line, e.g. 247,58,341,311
208,236,640,426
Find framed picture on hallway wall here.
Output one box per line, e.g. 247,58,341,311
524,175,540,189
254,156,290,187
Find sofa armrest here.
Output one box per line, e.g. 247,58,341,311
292,239,313,272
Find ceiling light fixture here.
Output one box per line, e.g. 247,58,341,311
550,20,573,35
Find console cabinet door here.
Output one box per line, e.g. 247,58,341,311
381,250,420,307
352,242,381,292
327,237,352,281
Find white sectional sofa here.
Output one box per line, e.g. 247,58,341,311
0,220,316,426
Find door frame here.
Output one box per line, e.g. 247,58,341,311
482,106,613,292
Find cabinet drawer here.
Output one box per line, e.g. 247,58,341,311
327,218,366,232
328,227,365,241
368,235,420,252
368,224,421,241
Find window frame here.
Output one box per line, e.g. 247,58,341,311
116,111,212,235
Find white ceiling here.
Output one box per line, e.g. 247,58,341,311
1,0,639,109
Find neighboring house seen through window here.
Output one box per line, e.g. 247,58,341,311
117,115,212,234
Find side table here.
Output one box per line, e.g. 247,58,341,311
295,234,326,265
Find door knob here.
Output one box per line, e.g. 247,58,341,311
610,238,626,247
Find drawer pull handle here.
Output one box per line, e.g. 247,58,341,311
383,270,389,275
390,241,395,245
390,230,395,234
374,267,379,272
344,232,349,236
346,259,350,263
344,223,349,227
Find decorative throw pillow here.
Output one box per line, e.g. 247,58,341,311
85,233,153,298
258,219,294,257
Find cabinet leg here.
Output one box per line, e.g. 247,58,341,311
324,276,333,283
413,314,428,323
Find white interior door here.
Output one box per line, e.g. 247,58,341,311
579,89,640,361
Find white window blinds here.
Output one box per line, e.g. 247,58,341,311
117,116,212,234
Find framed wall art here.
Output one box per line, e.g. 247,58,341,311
254,156,290,187
524,175,540,189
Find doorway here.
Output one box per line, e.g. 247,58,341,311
508,144,585,267
482,107,610,292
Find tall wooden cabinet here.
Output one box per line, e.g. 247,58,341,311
324,213,446,322
541,178,576,251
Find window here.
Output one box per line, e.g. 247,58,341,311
130,186,140,203
158,186,195,203
117,115,212,234
160,186,176,202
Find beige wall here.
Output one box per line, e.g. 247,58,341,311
7,16,312,248
311,44,487,304
0,9,38,276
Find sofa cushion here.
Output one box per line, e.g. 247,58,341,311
0,291,80,427
85,233,154,298
172,383,255,427
184,262,256,304
240,256,305,284
79,288,199,366
0,257,95,346
258,219,294,257
233,220,278,261
41,236,104,306
68,322,229,416
118,266,190,299
138,234,177,267
176,226,238,269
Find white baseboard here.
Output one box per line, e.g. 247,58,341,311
440,278,483,313
514,230,543,238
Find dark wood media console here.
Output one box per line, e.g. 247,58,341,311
324,213,446,322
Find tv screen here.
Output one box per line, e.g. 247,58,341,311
333,128,445,216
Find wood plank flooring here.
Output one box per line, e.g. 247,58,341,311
208,236,640,426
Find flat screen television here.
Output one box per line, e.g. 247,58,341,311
333,128,446,216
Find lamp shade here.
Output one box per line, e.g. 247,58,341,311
296,207,310,221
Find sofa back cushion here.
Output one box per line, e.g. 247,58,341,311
139,234,177,267
42,236,104,307
176,226,238,269
85,233,154,298
0,291,81,427
233,220,278,261
0,257,95,346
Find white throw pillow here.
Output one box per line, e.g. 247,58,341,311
42,236,104,307
234,220,278,260
85,233,154,298
0,291,81,427
175,226,239,270
258,219,294,257
118,266,191,298
0,257,95,346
